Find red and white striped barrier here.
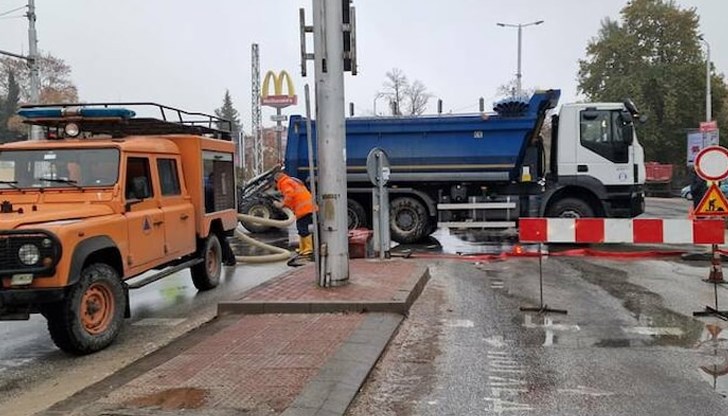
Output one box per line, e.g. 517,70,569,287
519,218,725,244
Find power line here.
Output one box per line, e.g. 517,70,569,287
0,4,26,17
0,13,23,19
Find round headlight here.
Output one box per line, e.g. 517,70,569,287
64,123,80,137
18,244,40,266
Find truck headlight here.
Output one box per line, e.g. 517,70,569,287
18,244,41,265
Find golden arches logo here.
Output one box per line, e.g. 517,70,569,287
261,70,298,108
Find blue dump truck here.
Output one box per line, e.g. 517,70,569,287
278,89,645,243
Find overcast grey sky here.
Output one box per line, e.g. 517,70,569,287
0,0,725,133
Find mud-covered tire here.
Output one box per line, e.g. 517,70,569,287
191,234,222,291
46,263,125,355
347,199,368,230
239,198,275,233
390,196,430,244
546,197,595,218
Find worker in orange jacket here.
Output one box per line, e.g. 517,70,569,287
273,171,316,257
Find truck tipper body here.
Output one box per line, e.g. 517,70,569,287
284,89,646,243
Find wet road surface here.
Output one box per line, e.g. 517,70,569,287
350,197,728,415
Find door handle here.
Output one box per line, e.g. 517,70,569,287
577,165,588,173
153,220,164,226
180,214,189,220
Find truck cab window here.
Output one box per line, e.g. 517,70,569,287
580,110,629,163
125,157,153,200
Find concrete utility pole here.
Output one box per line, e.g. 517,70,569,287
27,0,41,140
312,0,349,286
496,20,543,97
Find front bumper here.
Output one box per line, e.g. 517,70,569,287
0,287,66,309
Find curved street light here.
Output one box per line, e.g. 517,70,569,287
496,20,544,97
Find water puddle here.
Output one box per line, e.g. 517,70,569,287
695,323,728,398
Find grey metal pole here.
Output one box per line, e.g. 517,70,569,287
276,107,283,163
516,24,522,96
304,85,323,286
312,0,349,286
497,20,543,99
27,0,42,140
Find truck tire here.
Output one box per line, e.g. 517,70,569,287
239,198,274,233
191,234,222,291
347,199,368,229
547,197,595,218
46,263,125,355
390,196,430,244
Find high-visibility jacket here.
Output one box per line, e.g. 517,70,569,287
276,174,316,218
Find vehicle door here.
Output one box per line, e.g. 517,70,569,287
575,109,634,186
123,156,166,272
155,156,195,257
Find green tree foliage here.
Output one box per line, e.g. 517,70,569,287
0,70,21,142
578,0,728,164
214,90,241,133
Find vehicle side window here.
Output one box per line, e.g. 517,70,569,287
157,158,181,196
580,110,628,163
125,157,153,200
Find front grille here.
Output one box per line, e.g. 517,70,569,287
0,231,60,277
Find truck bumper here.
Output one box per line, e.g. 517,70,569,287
605,188,645,218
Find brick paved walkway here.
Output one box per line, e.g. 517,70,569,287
100,313,364,414
240,259,416,302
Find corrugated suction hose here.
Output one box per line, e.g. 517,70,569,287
233,208,296,263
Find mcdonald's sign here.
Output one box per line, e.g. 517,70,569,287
261,70,298,108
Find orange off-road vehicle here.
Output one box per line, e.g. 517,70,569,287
0,103,239,354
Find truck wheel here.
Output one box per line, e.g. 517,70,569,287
239,198,274,233
390,197,430,244
191,234,222,291
547,198,595,218
46,263,125,355
347,199,368,229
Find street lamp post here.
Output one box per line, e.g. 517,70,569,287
699,36,712,122
496,20,544,97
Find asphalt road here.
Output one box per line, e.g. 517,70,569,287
350,196,728,415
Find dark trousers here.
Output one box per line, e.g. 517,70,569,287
297,213,313,237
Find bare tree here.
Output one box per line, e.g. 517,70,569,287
405,80,431,115
0,52,78,104
382,68,408,115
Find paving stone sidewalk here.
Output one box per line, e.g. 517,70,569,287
42,259,429,416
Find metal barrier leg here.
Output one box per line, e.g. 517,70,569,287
520,244,567,315
693,281,728,321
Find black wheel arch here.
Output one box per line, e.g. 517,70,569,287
541,183,606,217
69,236,123,287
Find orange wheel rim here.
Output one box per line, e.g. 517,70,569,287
80,282,114,335
207,244,219,277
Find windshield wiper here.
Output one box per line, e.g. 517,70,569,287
0,180,19,189
35,177,82,189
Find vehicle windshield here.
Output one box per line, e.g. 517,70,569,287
0,148,120,189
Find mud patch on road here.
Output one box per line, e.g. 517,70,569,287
126,387,207,410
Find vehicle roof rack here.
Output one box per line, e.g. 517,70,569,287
18,102,233,141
